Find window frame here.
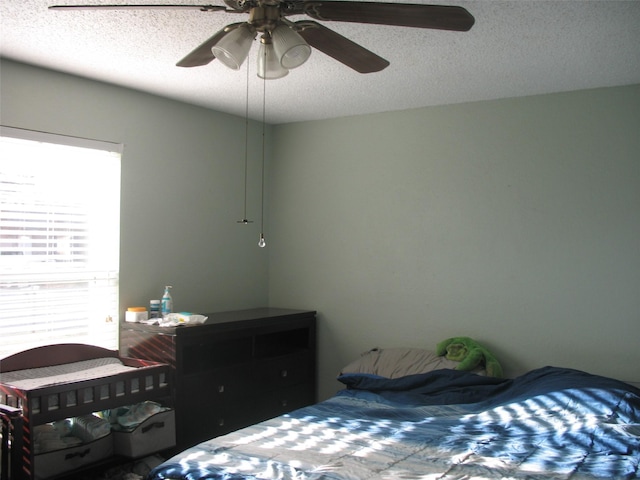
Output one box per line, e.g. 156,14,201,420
0,126,123,358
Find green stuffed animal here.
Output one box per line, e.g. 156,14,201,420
436,336,503,378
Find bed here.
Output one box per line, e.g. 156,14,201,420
0,343,172,479
146,347,640,480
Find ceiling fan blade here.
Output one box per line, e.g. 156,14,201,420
297,21,389,73
301,2,474,31
49,4,227,12
176,22,244,67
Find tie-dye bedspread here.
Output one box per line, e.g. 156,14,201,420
148,366,640,479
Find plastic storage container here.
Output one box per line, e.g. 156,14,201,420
125,307,148,323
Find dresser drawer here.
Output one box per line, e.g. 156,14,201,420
216,384,315,435
181,403,248,445
183,364,253,402
253,352,313,389
259,383,316,419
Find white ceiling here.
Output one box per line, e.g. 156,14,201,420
1,0,640,124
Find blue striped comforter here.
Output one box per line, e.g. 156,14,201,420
148,366,640,479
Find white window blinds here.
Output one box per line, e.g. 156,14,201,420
0,127,122,359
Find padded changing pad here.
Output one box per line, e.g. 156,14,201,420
0,357,135,389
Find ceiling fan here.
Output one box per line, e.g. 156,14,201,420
49,1,475,77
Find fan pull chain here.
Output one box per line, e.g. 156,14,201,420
238,60,253,225
258,45,267,248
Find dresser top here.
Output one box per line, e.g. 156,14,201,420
121,307,316,335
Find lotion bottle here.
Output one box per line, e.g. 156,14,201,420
161,286,173,316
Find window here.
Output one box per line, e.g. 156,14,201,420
0,126,122,359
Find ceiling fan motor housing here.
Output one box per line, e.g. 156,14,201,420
249,4,282,33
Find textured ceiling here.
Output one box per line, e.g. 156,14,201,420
1,0,640,124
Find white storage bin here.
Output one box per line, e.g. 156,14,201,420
113,409,175,458
34,433,113,479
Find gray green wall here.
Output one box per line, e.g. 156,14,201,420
270,86,640,399
1,59,269,313
2,59,639,401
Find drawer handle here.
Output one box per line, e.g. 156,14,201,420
218,418,225,427
141,421,165,434
281,399,288,407
280,370,288,378
218,385,225,393
65,448,90,460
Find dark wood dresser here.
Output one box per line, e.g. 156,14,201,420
119,307,317,450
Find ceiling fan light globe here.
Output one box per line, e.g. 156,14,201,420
258,40,289,79
281,45,312,69
211,24,256,70
272,25,311,70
